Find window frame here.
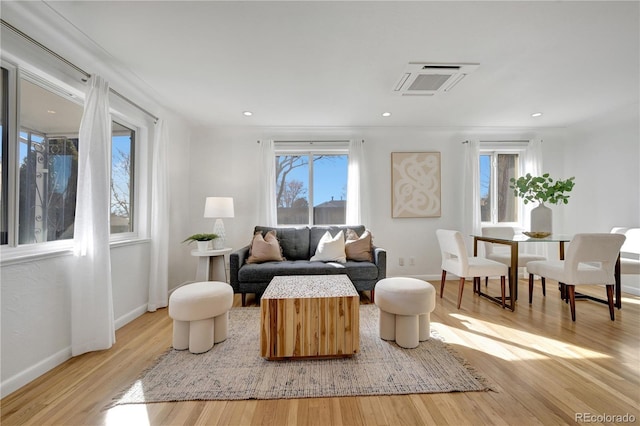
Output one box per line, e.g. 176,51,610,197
0,58,148,262
479,141,527,227
274,141,349,226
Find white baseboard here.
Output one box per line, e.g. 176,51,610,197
621,274,640,296
0,347,71,398
115,303,150,330
1,303,150,399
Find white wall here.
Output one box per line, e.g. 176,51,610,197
0,244,146,396
561,103,640,295
560,103,640,233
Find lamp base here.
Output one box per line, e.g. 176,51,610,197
212,219,226,250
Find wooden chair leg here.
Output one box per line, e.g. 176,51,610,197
457,277,466,309
370,289,375,303
242,293,246,307
440,270,447,298
541,277,546,296
528,273,534,304
567,285,576,321
500,276,506,308
606,284,615,321
485,277,488,287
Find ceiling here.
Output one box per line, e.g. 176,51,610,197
10,1,640,128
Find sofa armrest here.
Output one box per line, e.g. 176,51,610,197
230,245,250,293
372,246,387,280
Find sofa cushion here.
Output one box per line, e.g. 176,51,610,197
310,225,365,256
345,228,373,262
310,230,347,263
255,226,310,260
238,260,346,283
247,230,284,264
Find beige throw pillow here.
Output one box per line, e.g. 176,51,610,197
310,230,347,263
247,230,285,264
345,228,373,262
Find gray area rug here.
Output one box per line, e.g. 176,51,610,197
112,305,492,405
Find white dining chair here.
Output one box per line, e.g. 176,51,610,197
482,226,547,295
436,229,509,309
526,233,625,321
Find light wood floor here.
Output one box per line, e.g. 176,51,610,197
2,279,639,426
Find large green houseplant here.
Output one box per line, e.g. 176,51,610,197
509,173,575,234
509,173,575,205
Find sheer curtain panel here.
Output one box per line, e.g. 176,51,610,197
258,140,277,226
71,75,116,356
463,140,481,249
148,119,170,311
346,140,365,225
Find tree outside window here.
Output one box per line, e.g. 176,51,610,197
276,153,348,225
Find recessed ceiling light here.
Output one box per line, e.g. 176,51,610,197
243,111,253,116
531,112,543,117
47,110,56,114
382,112,392,117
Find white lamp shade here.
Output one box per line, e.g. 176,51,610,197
204,197,234,218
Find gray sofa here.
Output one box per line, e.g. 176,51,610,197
230,225,386,306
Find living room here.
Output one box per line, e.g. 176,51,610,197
1,1,639,424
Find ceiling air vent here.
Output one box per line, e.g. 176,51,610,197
393,62,479,96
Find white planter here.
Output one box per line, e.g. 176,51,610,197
531,202,552,233
196,241,211,252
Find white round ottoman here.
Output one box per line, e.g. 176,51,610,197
374,277,436,349
168,281,233,354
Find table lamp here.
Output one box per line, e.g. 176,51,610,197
204,197,234,250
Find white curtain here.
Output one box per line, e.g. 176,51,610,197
71,75,115,356
346,139,366,225
462,140,481,251
148,119,169,311
258,140,277,226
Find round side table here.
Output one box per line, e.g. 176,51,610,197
190,248,233,282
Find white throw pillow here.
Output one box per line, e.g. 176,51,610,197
310,230,347,263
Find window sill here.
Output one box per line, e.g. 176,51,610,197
1,237,151,267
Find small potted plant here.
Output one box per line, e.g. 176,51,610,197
183,233,219,252
509,173,575,235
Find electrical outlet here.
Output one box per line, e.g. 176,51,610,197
399,257,405,266
409,257,415,266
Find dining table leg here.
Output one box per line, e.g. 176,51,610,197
510,242,518,302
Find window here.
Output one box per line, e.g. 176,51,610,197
111,121,135,234
275,144,348,226
480,150,520,224
1,64,140,249
18,77,82,244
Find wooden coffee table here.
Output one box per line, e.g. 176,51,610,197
260,275,360,360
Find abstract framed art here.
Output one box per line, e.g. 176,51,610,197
391,152,441,218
